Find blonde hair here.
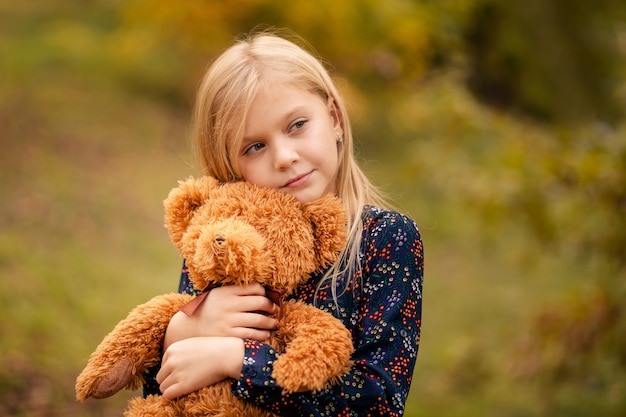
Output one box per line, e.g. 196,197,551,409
192,29,390,299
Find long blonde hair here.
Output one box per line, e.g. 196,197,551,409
192,29,389,298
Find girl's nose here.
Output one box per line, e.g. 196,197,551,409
273,142,299,169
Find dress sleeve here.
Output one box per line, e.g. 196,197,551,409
231,210,424,416
178,259,200,295
351,210,424,414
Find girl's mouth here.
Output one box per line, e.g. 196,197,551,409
282,171,312,188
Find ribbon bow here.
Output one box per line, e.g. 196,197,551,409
180,283,286,320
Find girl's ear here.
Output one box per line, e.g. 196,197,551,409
163,176,220,249
328,97,344,138
303,195,348,268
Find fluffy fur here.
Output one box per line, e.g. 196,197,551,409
75,176,354,417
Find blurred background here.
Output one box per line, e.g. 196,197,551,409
1,0,625,416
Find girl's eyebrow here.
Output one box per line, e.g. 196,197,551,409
283,105,307,122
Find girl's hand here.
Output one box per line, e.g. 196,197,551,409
157,337,244,400
164,282,278,350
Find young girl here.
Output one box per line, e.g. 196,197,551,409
151,30,424,416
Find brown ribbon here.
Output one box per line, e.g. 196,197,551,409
265,287,287,320
180,283,286,320
179,282,221,317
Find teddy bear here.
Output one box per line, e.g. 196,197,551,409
75,175,354,417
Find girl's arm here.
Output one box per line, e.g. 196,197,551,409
153,275,278,399
231,209,424,416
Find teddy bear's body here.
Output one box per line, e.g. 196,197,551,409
75,176,354,417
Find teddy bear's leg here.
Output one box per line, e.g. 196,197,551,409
124,383,276,417
272,302,354,393
76,293,195,401
171,383,247,416
124,395,178,417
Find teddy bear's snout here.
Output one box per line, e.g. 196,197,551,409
200,222,259,252
191,219,269,285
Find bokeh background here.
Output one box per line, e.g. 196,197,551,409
1,0,625,416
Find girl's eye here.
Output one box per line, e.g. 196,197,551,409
243,142,265,155
289,119,306,133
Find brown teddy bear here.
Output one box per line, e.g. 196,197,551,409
75,175,354,417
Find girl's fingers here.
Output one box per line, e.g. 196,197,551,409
208,285,277,315
233,327,272,341
233,311,277,330
237,295,278,315
158,337,245,399
220,281,266,296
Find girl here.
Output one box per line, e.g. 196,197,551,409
152,30,424,416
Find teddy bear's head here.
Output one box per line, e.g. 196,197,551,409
163,176,347,294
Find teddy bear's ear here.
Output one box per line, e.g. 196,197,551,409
164,176,220,249
303,195,348,268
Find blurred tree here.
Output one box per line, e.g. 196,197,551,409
463,0,625,123
114,0,626,126
399,75,626,415
117,0,435,93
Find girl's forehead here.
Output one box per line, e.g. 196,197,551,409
251,83,327,116
256,74,304,92
254,78,327,107
256,68,324,94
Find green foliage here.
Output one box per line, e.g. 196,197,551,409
463,0,625,123
118,0,435,88
369,73,626,416
510,288,626,416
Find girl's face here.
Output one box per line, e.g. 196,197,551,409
237,83,342,203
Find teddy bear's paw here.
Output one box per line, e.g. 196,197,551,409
125,395,177,417
76,357,134,400
272,355,349,393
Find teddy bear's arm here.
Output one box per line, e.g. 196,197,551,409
272,301,354,393
75,292,195,401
